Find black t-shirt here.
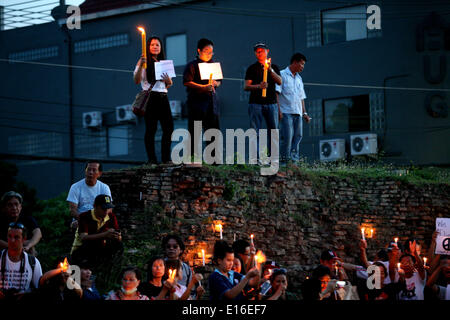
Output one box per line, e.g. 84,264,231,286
364,283,400,301
183,58,220,115
0,214,39,241
139,281,163,299
245,61,280,105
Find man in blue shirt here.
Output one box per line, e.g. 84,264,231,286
276,53,311,162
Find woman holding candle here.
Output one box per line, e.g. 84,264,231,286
162,260,204,300
134,36,174,164
106,266,149,300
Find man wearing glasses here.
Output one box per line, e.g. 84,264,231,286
0,191,42,255
183,38,221,161
0,222,43,300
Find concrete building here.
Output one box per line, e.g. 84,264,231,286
1,0,449,198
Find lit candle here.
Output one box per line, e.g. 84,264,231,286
219,224,222,240
233,233,236,242
361,227,366,241
394,237,398,245
59,257,69,273
262,58,271,97
250,234,254,246
137,27,147,69
397,263,401,271
370,229,374,238
335,264,339,277
202,249,205,267
423,257,427,267
209,73,213,85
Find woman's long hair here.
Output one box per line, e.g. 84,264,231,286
146,36,165,84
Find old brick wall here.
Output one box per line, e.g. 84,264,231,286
101,164,450,295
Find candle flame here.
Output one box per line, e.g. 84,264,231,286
423,257,427,265
255,250,266,264
370,229,374,237
394,237,398,243
59,257,69,273
137,27,145,35
397,263,401,270
168,268,177,281
250,234,254,239
201,249,205,257
264,58,271,68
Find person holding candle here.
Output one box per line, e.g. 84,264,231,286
232,239,256,275
319,249,349,281
106,266,149,300
275,53,311,163
244,42,282,163
388,240,426,300
36,256,82,302
134,36,174,164
183,38,221,161
209,240,260,300
163,260,204,300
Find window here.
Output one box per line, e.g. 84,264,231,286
322,5,367,45
166,34,187,66
108,126,128,156
323,95,370,133
9,46,59,61
74,34,129,53
8,133,63,156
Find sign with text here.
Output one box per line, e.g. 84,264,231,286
198,62,223,80
435,218,450,255
154,60,176,80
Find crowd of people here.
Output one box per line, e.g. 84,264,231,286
0,181,449,301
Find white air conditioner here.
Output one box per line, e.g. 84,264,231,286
350,133,377,155
116,105,136,123
169,100,182,119
320,139,345,161
82,111,102,128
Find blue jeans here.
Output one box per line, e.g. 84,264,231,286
248,103,279,159
280,113,303,161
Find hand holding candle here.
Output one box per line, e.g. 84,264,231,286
262,58,271,97
137,27,147,69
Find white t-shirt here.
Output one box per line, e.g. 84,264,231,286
0,251,42,293
437,285,450,300
66,179,111,213
394,271,426,300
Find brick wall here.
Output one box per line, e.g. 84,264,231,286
101,164,450,295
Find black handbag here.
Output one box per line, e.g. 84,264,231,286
131,83,155,117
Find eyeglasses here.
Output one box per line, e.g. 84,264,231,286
8,222,25,229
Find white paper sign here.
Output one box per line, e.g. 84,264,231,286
198,62,223,81
435,218,450,255
154,60,176,80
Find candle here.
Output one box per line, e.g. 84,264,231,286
394,237,398,245
335,265,339,277
397,263,401,271
233,233,236,242
219,224,222,240
209,73,213,85
361,227,366,241
262,58,270,97
250,234,254,246
370,229,374,238
202,249,205,267
137,27,147,69
423,257,427,267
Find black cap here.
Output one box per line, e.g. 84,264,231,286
253,42,268,51
320,249,338,261
94,194,114,209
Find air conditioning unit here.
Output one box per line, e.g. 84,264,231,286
116,105,136,123
82,111,102,128
350,133,377,155
320,139,345,161
169,100,182,119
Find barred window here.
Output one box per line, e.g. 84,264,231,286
8,132,63,156
74,34,129,53
9,46,59,62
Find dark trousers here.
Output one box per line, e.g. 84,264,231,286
144,92,174,163
188,106,220,159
